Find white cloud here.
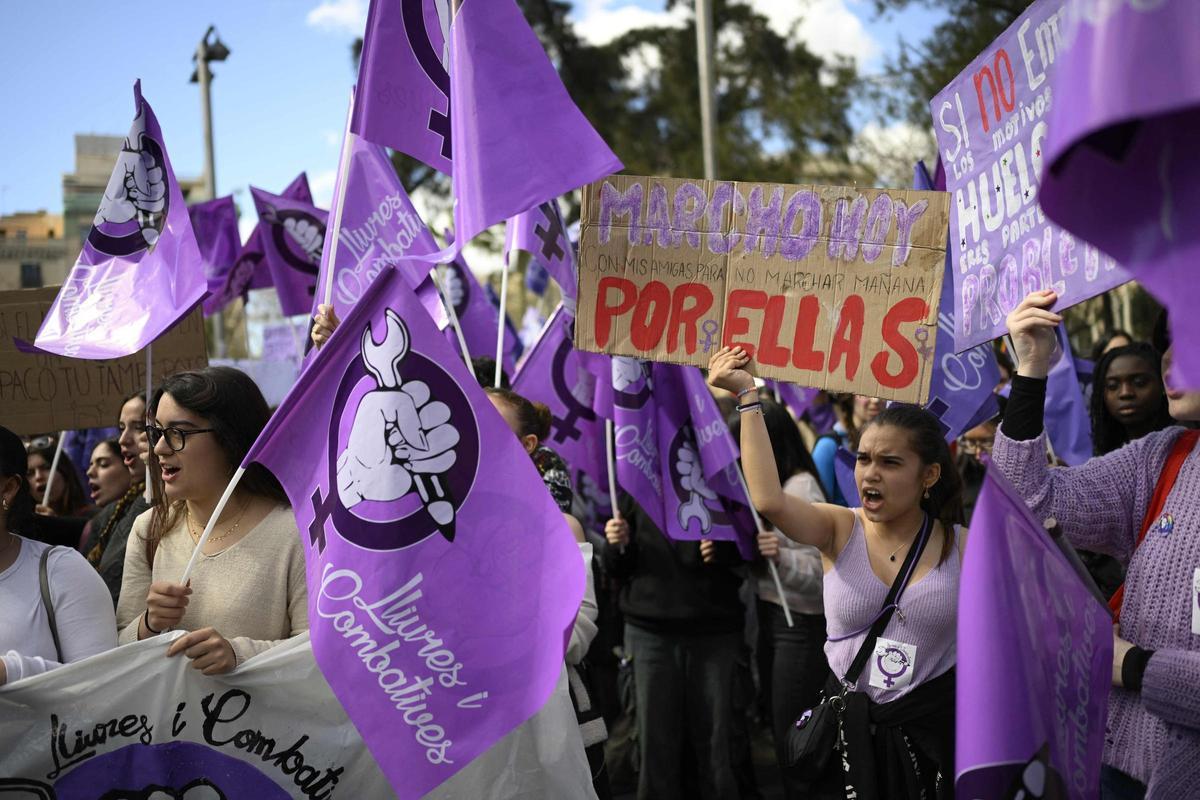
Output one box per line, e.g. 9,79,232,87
321,130,341,149
850,120,936,188
309,169,339,208
621,40,663,90
569,0,689,46
747,0,880,67
306,0,368,35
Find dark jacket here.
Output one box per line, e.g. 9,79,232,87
601,492,745,634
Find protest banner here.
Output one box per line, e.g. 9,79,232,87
575,175,950,404
0,287,207,436
957,469,1110,799
243,265,586,798
929,0,1131,352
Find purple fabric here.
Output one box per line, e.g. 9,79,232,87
512,305,609,533
34,81,206,359
440,255,518,376
313,134,443,325
929,0,1130,352
769,380,818,420
250,186,329,316
353,0,453,175
483,282,524,363
505,200,578,301
248,173,313,292
207,227,266,315
915,161,1002,441
956,468,1110,799
832,447,859,506
188,196,242,316
1045,326,1093,466
245,264,584,799
525,257,550,296
1038,2,1200,387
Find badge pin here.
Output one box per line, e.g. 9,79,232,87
1157,513,1175,536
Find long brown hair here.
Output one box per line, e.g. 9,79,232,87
142,367,287,565
863,404,964,566
27,445,88,516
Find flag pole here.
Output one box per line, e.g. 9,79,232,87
41,431,68,512
494,256,509,388
321,89,357,311
733,463,793,628
605,418,624,554
438,265,476,380
179,466,246,584
144,344,153,503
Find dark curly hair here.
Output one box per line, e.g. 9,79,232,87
1089,342,1173,456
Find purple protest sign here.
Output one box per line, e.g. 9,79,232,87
929,0,1130,352
505,200,578,301
245,264,585,799
1038,3,1200,387
189,196,242,317
251,186,329,316
353,0,453,175
915,161,1001,441
440,256,518,377
512,305,610,533
1045,326,1093,466
314,134,443,325
34,81,206,359
956,468,1110,799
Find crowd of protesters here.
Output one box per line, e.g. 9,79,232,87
2,293,1196,800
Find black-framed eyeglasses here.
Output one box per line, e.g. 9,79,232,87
146,424,216,453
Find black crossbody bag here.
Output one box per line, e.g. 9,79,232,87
783,512,933,775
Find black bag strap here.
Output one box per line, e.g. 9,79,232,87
39,546,64,663
841,513,934,688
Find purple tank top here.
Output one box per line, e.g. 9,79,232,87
823,511,960,703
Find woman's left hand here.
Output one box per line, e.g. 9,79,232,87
166,627,237,675
1112,623,1135,687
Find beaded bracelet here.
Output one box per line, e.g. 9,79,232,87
736,386,758,400
736,401,763,414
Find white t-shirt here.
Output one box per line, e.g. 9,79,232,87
0,535,116,683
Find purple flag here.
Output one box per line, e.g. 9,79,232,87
245,264,585,799
33,81,206,359
833,447,859,507
483,281,524,363
929,0,1130,352
313,134,444,325
188,196,242,317
353,0,453,175
1045,326,1093,466
206,227,266,315
915,161,1002,441
505,200,578,301
525,257,550,296
1038,2,1200,386
247,173,315,292
956,468,1110,799
441,256,518,376
512,305,610,533
354,0,621,255
770,380,818,421
251,186,329,316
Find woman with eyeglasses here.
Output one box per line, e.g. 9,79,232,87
115,367,307,674
79,391,154,607
0,425,115,687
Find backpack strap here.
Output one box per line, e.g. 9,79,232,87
38,546,64,663
1110,429,1200,621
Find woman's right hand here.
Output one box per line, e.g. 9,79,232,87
605,516,630,548
1005,290,1063,379
707,346,756,394
145,580,191,634
311,304,341,349
757,530,780,561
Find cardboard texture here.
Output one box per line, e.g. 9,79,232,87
575,175,951,403
0,287,209,435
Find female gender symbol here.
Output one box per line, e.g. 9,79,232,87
914,327,934,361
700,319,720,353
876,646,911,688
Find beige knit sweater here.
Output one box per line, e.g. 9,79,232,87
116,504,308,665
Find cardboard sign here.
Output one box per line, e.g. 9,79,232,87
0,287,208,435
575,175,950,403
929,0,1129,352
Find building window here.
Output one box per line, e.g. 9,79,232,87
47,229,55,239
20,263,43,288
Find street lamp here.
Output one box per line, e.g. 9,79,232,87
190,26,230,202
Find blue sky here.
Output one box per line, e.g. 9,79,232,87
0,0,943,233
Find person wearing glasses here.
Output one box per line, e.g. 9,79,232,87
115,367,307,674
80,391,155,607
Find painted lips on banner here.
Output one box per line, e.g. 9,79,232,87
189,195,242,316
1036,2,1200,387
33,80,206,359
353,0,621,254
244,265,585,798
956,469,1110,799
929,0,1130,352
251,187,329,316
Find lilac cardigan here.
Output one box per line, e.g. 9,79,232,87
991,425,1200,796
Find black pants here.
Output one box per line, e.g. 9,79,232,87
625,622,742,800
755,601,832,799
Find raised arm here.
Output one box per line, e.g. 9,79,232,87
707,347,843,553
